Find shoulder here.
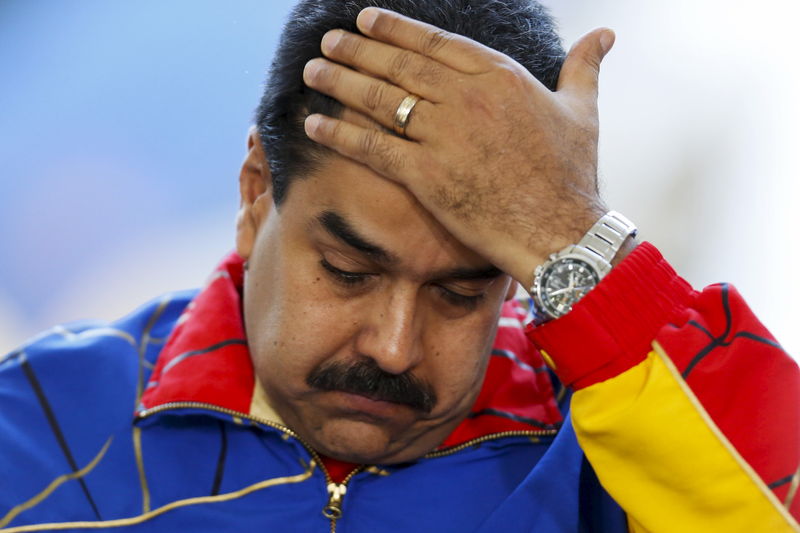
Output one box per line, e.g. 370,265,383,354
0,290,198,518
0,289,197,443
2,289,197,373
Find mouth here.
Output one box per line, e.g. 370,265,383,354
328,390,415,420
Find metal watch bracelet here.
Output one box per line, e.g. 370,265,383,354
529,210,638,322
576,210,638,277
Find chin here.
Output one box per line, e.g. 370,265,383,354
313,418,407,464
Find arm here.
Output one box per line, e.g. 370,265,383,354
299,7,799,530
528,241,799,531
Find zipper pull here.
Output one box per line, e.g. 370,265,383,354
322,482,347,520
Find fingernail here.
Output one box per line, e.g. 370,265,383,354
321,30,342,54
358,7,378,31
303,59,321,84
304,114,322,137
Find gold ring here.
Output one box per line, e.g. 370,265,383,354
393,94,422,137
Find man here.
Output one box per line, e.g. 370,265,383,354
0,1,797,532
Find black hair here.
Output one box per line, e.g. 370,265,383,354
255,0,565,205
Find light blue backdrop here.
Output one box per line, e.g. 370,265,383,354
0,0,294,343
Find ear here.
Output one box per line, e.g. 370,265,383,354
236,126,273,261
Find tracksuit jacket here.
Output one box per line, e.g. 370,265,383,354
0,242,797,532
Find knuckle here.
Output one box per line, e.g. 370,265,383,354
418,29,451,57
316,64,340,91
328,119,345,140
388,153,404,173
327,65,342,86
495,63,527,88
381,148,403,174
344,34,366,61
388,50,414,81
359,130,403,174
373,13,399,39
359,129,382,156
458,84,505,123
416,62,445,87
581,55,601,77
362,82,386,112
458,84,487,107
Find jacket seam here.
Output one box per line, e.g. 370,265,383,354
0,461,317,533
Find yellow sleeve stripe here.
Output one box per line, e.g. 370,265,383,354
571,342,799,532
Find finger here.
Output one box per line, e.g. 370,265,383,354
321,29,452,102
556,28,615,101
304,113,422,183
356,7,505,74
303,57,434,140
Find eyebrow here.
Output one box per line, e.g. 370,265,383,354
316,210,396,264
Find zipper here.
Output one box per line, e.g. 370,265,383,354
323,466,364,533
137,402,558,531
424,428,557,458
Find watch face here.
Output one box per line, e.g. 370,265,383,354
539,257,600,318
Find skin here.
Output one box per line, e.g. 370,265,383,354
237,121,515,464
302,8,635,288
236,8,633,465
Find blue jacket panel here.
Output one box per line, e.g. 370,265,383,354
0,287,625,532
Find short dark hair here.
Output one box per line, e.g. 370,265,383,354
255,0,565,205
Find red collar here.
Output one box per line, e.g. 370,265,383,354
140,253,561,450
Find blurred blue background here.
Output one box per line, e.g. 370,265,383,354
2,0,798,358
0,0,293,343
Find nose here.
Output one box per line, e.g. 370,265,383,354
355,288,423,375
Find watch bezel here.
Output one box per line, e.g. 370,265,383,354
532,245,611,320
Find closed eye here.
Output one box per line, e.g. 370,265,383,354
435,285,486,310
321,256,489,310
320,258,373,286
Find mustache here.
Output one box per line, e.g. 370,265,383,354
306,359,437,414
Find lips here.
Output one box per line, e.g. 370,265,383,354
329,390,413,420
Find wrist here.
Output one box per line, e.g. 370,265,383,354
526,211,638,322
505,210,608,288
526,242,694,389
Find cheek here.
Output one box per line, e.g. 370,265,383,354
244,237,363,392
423,311,500,409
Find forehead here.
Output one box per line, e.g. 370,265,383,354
284,151,491,273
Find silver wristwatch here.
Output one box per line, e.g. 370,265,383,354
530,211,637,322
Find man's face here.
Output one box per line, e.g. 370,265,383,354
241,145,511,465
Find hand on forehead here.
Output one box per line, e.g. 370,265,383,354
303,7,614,288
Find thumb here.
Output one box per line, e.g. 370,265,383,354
556,28,615,100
